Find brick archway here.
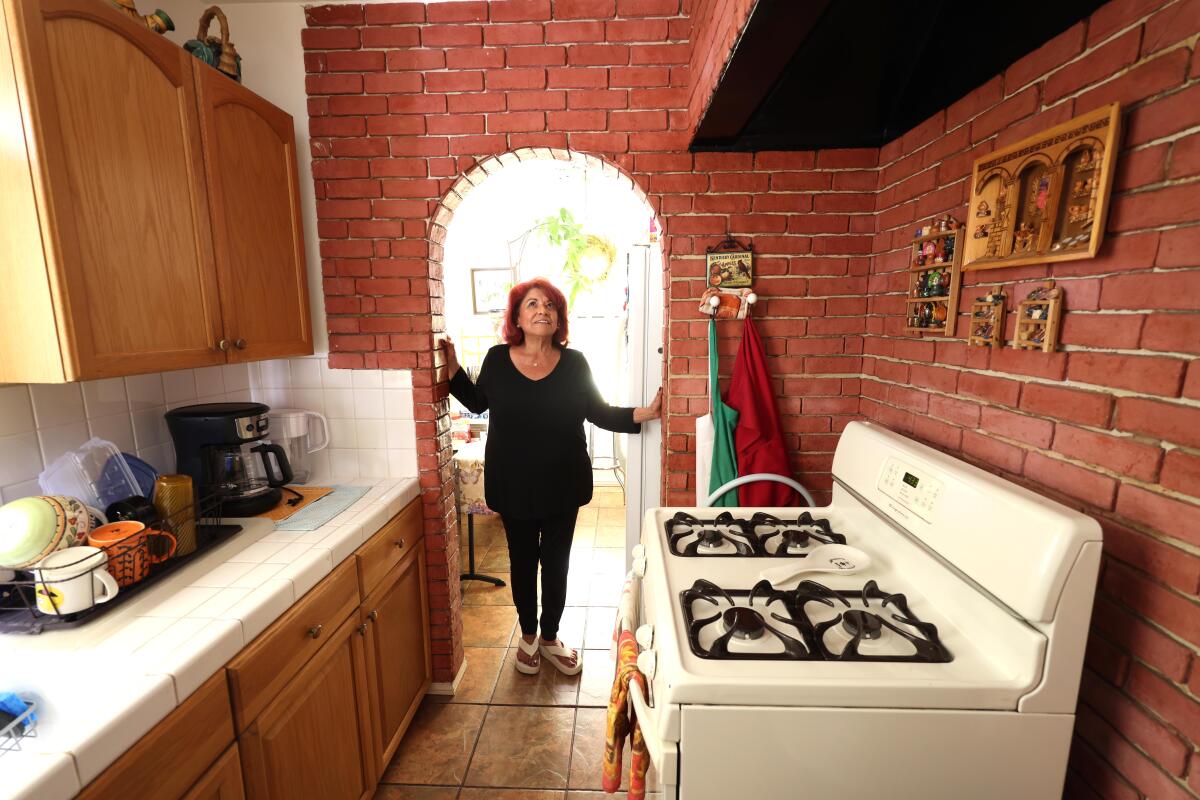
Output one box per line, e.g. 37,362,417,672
419,147,665,685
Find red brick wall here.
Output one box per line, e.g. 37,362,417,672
685,0,756,135
867,2,1200,797
303,0,1200,794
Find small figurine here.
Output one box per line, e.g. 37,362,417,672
976,201,992,218
1013,222,1035,253
973,224,990,240
110,0,174,33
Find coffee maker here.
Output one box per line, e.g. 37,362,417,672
165,402,293,517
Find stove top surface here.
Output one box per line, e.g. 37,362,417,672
665,510,847,557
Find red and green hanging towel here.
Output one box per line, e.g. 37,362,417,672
727,315,803,506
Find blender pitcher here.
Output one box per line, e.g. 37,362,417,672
267,409,330,484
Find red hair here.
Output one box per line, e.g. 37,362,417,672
501,277,570,346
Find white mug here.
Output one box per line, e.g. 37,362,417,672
33,546,119,615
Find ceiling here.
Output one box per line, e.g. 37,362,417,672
692,0,1109,151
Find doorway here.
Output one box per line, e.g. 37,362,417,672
440,151,663,573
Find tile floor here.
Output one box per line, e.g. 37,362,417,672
377,486,660,799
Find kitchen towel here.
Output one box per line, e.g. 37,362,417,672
611,570,641,656
274,485,370,531
726,315,803,506
603,628,649,799
699,317,739,507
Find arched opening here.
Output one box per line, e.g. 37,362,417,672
429,147,664,619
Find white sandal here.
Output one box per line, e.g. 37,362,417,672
516,636,540,675
538,639,583,676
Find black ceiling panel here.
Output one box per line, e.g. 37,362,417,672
692,0,1109,151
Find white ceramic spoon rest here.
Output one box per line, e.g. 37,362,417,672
758,543,871,586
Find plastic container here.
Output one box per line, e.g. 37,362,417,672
38,438,141,511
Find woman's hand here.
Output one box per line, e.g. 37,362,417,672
442,336,460,378
633,388,663,424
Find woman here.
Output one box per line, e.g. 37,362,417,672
443,278,662,675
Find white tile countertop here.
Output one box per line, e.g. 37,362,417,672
0,477,420,800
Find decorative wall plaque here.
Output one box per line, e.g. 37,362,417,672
706,237,753,288
963,103,1120,271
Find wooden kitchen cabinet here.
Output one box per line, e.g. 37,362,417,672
183,745,246,800
194,63,312,363
360,542,432,778
0,0,311,383
77,671,235,800
239,612,376,800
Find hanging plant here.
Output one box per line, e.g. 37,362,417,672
537,209,616,305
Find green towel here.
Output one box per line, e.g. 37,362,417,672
706,318,739,506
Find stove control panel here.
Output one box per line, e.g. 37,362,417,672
878,457,943,522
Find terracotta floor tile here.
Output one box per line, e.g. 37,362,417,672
383,700,487,785
373,786,459,800
583,607,617,650
462,605,517,647
461,573,514,606
594,526,626,548
465,706,576,789
596,507,625,525
479,546,511,570
490,648,580,706
577,649,616,707
576,508,599,526
568,547,593,573
590,548,625,574
567,707,655,791
571,526,596,546
447,647,507,704
460,789,564,799
566,793,661,799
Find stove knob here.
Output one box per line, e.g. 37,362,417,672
632,544,645,561
635,624,654,649
632,555,646,578
636,650,657,680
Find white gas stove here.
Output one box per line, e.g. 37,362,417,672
625,421,1101,800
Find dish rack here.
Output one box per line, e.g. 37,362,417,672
0,492,235,635
0,697,37,757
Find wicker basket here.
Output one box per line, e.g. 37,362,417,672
184,6,242,82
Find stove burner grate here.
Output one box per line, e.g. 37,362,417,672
681,579,817,660
666,511,757,556
680,578,953,663
753,512,847,556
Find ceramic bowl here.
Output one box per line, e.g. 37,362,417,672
0,495,92,569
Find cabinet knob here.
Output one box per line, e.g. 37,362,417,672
216,339,230,352
307,624,323,639
394,538,406,549
369,609,379,621
234,338,247,350
357,622,367,636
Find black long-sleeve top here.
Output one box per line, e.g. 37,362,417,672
449,345,641,518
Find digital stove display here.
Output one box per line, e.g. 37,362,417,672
903,472,920,488
680,578,952,663
665,511,846,557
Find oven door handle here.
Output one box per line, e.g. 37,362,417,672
628,677,677,782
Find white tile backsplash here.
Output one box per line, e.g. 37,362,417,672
28,383,84,428
0,385,35,437
0,365,253,502
0,357,418,503
81,378,128,419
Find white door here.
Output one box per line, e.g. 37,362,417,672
625,243,663,562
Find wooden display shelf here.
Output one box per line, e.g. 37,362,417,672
968,286,1007,348
1013,280,1063,352
905,226,964,337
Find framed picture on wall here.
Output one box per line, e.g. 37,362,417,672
471,268,514,314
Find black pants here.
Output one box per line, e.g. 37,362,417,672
500,507,579,641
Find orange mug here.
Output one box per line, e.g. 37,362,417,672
87,521,176,588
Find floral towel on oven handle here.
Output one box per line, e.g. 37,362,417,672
604,628,649,798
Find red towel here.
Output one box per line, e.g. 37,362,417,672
726,315,803,506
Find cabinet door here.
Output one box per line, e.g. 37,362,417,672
362,546,432,778
239,613,374,800
7,0,225,379
194,63,312,362
183,745,245,800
